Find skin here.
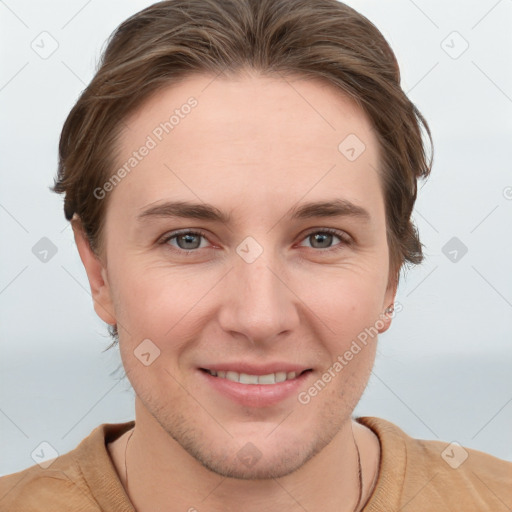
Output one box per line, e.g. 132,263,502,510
74,70,397,511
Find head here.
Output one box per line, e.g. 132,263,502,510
52,0,432,479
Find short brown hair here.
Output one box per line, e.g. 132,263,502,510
52,0,432,342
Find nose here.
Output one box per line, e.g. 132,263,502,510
217,248,300,346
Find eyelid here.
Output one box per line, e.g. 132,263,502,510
158,227,352,253
298,227,352,249
158,228,212,247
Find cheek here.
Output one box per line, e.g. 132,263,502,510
109,259,173,317
296,333,376,421
296,264,387,335
110,263,217,356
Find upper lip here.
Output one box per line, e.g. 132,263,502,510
199,363,312,375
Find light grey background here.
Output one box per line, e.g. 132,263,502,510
1,0,511,476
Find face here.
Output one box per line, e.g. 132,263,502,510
77,71,396,479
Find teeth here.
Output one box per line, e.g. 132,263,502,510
239,373,259,384
258,373,276,384
275,371,287,383
207,369,299,384
226,371,238,382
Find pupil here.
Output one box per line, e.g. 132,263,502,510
180,234,199,249
313,233,331,248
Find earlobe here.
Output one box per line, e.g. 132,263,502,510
378,279,398,334
71,218,117,326
377,307,393,334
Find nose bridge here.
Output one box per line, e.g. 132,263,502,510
218,240,298,342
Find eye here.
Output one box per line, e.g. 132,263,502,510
159,230,211,253
158,227,351,255
298,228,351,252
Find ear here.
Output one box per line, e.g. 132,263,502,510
377,274,398,335
71,217,116,326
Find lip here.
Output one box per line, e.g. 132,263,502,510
199,363,311,375
198,367,313,407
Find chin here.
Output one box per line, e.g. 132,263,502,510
184,438,325,480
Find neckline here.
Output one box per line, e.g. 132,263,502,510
80,417,407,511
354,416,407,510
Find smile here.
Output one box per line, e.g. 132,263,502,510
203,369,310,385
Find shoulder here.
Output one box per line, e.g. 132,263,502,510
358,416,512,511
407,433,512,505
0,462,91,511
0,422,134,511
0,444,96,511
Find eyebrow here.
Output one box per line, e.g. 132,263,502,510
137,198,371,224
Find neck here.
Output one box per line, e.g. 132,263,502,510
110,402,380,512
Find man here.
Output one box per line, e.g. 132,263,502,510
1,0,510,510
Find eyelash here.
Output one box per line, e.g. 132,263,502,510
158,228,352,255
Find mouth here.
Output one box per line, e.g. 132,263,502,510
199,368,312,385
198,366,314,407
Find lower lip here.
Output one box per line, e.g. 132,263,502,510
198,369,312,407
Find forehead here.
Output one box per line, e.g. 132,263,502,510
108,72,383,228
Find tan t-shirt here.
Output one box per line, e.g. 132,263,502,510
0,416,510,511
